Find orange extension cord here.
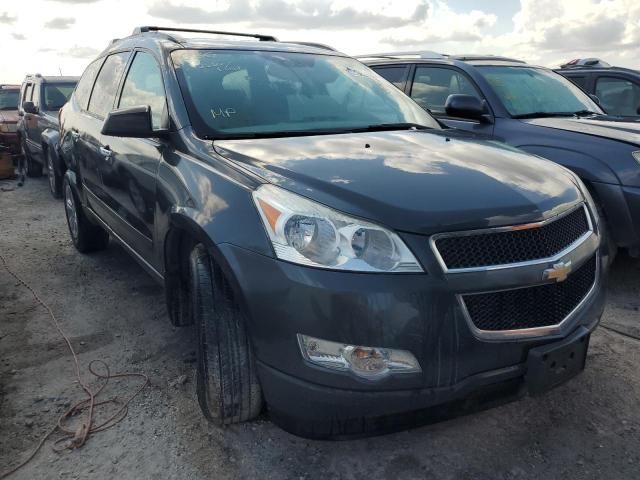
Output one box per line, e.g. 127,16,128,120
0,254,149,478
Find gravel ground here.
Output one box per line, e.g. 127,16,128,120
1,177,639,480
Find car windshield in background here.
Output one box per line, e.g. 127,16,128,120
171,50,440,138
477,66,603,118
43,83,76,110
0,90,19,110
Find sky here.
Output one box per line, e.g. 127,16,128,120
1,0,639,84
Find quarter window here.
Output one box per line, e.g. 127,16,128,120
118,52,167,129
411,66,481,114
23,84,33,105
88,52,129,118
373,66,409,90
595,76,640,117
74,59,103,110
566,76,587,90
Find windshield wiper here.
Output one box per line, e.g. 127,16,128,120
512,112,577,119
572,110,600,117
355,123,432,132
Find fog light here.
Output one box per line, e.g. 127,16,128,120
297,334,421,380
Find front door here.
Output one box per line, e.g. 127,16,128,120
98,50,168,263
409,65,495,136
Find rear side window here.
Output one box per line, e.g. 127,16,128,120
118,51,166,129
373,66,409,90
43,83,76,110
88,52,129,118
595,76,640,117
411,66,481,114
74,59,103,110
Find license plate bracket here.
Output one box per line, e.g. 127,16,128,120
525,326,590,396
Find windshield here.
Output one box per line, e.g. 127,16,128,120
477,66,603,118
43,83,76,110
171,49,440,138
0,90,19,111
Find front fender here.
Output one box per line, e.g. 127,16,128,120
517,145,620,185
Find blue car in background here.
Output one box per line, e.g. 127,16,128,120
362,53,640,259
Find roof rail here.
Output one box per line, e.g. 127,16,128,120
450,54,525,63
132,26,277,42
284,41,337,52
356,51,445,60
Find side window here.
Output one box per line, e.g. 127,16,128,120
373,66,409,90
23,84,33,105
74,59,103,110
410,66,481,114
595,76,640,117
88,52,129,118
118,51,167,129
566,75,587,90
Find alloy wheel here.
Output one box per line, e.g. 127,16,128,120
64,184,79,241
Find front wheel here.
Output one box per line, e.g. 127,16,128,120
63,178,109,253
47,148,63,198
190,244,263,425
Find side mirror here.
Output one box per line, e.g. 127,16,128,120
445,94,490,122
101,105,158,138
589,94,601,106
23,101,38,114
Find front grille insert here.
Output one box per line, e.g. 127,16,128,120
433,205,591,271
461,254,597,333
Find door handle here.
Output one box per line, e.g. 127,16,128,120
70,131,80,140
100,146,112,158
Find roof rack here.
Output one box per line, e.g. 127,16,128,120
559,58,611,69
284,41,337,52
132,26,277,42
356,51,445,60
450,54,525,63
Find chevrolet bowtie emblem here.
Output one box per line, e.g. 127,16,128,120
543,261,572,283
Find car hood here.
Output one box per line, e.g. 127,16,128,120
0,110,19,123
214,130,583,235
523,116,640,146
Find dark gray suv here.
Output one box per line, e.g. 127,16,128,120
59,28,606,438
363,53,640,259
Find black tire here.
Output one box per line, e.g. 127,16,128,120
190,244,262,424
46,148,63,199
595,202,617,266
22,138,42,178
63,178,109,253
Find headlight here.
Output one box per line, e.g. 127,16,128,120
252,184,423,272
633,151,640,164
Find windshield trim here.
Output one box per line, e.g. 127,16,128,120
475,64,605,119
171,48,440,141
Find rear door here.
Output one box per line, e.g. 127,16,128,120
81,51,130,217
98,50,167,262
408,64,494,135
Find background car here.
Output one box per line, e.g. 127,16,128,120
17,74,78,197
556,58,640,120
59,27,605,438
361,52,640,260
0,84,21,157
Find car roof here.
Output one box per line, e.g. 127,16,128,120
102,26,348,60
359,55,538,69
22,75,79,83
557,65,640,75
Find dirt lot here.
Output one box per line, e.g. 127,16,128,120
1,177,639,480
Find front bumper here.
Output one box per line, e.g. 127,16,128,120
219,237,606,437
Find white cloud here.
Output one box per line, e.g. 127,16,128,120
0,0,638,83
